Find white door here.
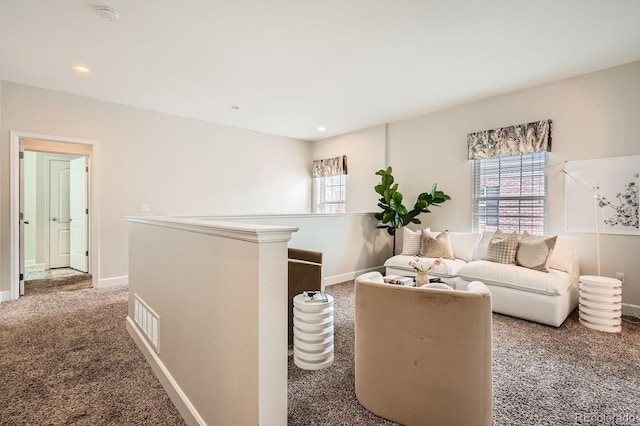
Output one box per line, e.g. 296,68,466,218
49,160,71,268
70,157,88,272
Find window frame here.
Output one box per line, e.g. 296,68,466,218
471,152,548,235
313,174,346,213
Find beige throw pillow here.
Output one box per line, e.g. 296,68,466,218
484,230,519,264
516,232,557,272
401,227,426,256
419,230,454,259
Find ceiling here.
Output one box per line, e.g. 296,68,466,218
2,1,640,142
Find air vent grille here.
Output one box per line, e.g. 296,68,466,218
134,294,159,353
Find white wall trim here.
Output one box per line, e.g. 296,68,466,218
127,216,299,243
9,131,101,301
324,266,384,287
25,262,46,272
622,303,640,317
126,318,205,426
0,291,11,303
189,212,376,220
98,276,128,288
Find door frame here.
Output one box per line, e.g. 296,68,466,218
10,131,100,300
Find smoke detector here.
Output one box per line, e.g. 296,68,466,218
97,6,119,22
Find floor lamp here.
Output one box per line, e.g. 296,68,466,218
545,160,603,276
547,161,624,332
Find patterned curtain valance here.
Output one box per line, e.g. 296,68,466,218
467,119,552,160
312,155,348,178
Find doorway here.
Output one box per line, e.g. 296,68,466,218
23,152,90,288
10,131,99,300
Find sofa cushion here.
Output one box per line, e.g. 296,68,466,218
548,236,578,273
457,260,574,296
384,255,466,278
401,227,424,256
419,230,454,259
516,232,557,272
485,230,518,264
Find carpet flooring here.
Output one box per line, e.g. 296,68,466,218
1,280,639,425
0,282,186,425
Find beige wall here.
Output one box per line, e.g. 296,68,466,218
311,124,387,213
0,82,312,295
317,60,640,310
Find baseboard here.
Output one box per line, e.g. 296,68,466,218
324,266,384,287
98,275,128,288
126,317,205,426
25,262,45,272
0,290,12,303
622,303,640,317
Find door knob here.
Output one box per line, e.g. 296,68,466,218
52,217,57,221
23,221,30,224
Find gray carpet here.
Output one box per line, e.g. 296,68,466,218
289,282,640,426
0,282,186,425
1,280,639,425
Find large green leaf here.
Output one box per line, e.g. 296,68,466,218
382,211,395,223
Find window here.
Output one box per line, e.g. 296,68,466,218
314,174,346,213
312,155,347,213
472,152,547,235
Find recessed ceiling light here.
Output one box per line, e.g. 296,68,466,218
317,126,326,132
229,105,240,110
72,65,91,74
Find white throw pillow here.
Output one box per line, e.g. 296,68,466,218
448,232,481,262
472,231,496,261
420,282,454,291
548,236,578,273
400,227,426,256
466,281,491,295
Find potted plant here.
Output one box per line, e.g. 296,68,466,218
374,166,451,254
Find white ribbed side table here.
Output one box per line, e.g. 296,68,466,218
579,275,622,333
292,293,334,370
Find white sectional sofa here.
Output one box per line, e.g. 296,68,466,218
384,229,579,327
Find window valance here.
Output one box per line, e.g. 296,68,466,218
312,155,348,178
467,120,552,160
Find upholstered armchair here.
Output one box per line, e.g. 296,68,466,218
288,248,322,344
354,272,492,426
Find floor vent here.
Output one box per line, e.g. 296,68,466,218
133,294,160,353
